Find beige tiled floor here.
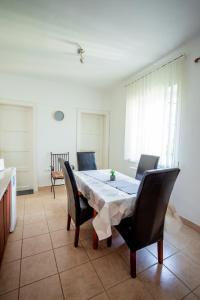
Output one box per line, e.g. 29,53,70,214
0,186,200,300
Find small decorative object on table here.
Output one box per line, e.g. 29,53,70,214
110,169,116,181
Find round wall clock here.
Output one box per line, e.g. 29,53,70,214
54,111,64,121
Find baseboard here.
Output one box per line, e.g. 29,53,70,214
38,185,65,191
17,189,34,196
167,204,200,233
180,216,200,233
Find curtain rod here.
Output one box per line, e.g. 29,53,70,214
125,54,184,88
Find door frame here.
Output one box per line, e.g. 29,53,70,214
76,109,110,169
0,99,38,192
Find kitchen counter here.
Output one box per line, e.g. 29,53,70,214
0,167,15,263
0,168,14,200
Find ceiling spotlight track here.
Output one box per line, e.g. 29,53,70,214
53,36,85,64
77,47,85,64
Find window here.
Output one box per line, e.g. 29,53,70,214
124,56,184,167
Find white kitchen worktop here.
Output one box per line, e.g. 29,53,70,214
0,168,14,200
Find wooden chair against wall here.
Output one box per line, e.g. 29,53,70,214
50,152,69,198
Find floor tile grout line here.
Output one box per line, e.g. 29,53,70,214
42,199,65,300
22,230,50,240
2,257,21,265
163,263,194,292
7,238,23,245
19,272,58,289
192,292,200,300
23,231,50,240
119,250,159,276
87,291,110,300
117,248,170,280
90,246,123,264
192,283,200,294
83,240,112,300
103,243,194,296
181,249,200,267
21,247,53,260
145,245,180,261
23,217,48,226
104,275,132,294
136,244,199,294
104,274,157,300
58,259,92,274
81,243,115,262
0,288,19,298
83,233,155,299
180,291,198,300
84,236,159,291
15,198,65,293
49,236,75,250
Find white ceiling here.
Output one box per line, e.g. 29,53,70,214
0,0,200,88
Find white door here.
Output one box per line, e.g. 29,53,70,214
0,104,34,191
78,112,108,169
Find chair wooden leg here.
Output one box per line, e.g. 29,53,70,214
52,179,55,199
93,209,98,249
67,214,71,231
74,226,80,248
130,250,136,278
93,230,98,249
157,240,163,264
51,176,53,192
107,235,112,247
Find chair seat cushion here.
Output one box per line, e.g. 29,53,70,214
52,171,64,179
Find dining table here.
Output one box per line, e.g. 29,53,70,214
74,169,140,249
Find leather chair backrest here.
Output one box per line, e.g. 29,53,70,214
132,168,180,250
135,154,159,180
59,158,80,224
77,152,97,171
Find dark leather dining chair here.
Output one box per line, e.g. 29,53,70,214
59,158,93,247
77,151,97,171
135,154,159,180
115,168,180,278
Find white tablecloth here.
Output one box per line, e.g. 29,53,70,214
74,169,140,240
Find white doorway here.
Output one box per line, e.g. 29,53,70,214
77,110,109,169
0,103,35,192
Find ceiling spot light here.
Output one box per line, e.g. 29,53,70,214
77,47,85,64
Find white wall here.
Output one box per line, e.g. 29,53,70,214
108,34,200,226
0,74,109,187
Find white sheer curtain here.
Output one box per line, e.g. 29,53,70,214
124,56,184,167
